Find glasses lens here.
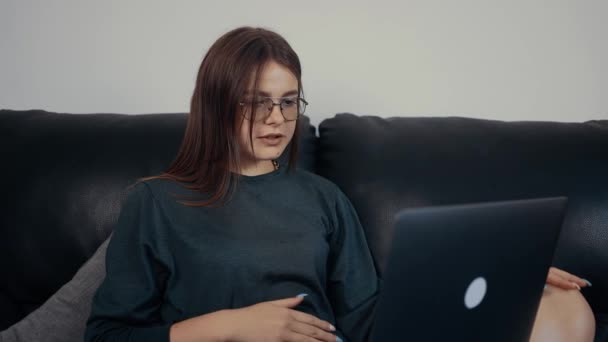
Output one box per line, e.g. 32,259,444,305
248,98,271,122
281,98,300,120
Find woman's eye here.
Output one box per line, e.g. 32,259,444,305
282,99,296,106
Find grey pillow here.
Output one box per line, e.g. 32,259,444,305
0,236,111,342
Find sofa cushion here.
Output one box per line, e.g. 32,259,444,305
0,236,110,341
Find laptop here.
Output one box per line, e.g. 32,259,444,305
370,197,567,342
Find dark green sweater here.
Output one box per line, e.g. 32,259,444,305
85,165,381,342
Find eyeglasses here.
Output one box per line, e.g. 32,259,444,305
239,96,308,122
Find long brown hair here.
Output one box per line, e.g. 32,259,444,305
133,26,304,207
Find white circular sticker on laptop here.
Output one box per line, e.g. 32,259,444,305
464,277,487,309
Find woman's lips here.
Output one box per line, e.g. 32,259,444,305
258,135,284,145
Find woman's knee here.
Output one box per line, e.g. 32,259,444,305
530,285,595,342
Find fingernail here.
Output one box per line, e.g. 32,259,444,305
572,282,581,290
543,284,548,290
336,337,343,342
582,279,593,287
296,293,308,298
329,324,336,331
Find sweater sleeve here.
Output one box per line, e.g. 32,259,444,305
327,188,382,342
84,182,172,342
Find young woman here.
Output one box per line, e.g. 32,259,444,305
84,27,595,342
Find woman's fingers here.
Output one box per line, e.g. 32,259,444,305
286,310,339,342
549,267,589,288
547,271,579,290
235,298,340,342
263,297,338,341
289,310,336,333
552,267,589,287
547,267,588,290
282,331,327,342
287,320,338,342
268,296,305,308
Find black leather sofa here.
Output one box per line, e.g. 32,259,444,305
1,109,607,341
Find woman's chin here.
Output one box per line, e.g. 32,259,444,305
253,145,287,159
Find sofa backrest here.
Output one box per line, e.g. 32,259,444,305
316,113,608,318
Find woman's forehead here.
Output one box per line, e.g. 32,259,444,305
247,61,298,96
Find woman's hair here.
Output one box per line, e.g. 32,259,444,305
132,26,304,207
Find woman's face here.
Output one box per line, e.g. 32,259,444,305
236,60,298,174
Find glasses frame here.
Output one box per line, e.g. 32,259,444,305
239,96,308,122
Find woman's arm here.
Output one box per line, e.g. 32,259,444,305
326,188,382,342
84,183,175,341
168,310,232,342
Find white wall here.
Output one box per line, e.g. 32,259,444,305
1,0,606,128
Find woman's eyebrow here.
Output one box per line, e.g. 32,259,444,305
246,90,299,97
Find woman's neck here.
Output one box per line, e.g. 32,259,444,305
234,159,276,176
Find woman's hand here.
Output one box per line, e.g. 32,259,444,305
170,295,339,342
546,267,592,290
229,295,339,342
